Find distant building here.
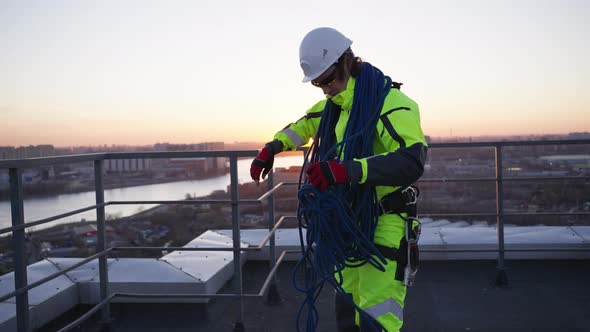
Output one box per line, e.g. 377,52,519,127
0,145,55,160
168,158,209,174
153,142,224,152
153,142,226,170
105,159,152,173
0,147,12,160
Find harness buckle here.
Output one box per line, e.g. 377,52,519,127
401,186,418,206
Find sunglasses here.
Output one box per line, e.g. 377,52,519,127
311,66,338,87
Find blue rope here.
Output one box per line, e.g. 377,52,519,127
293,63,393,331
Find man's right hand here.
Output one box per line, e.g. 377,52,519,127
250,140,283,183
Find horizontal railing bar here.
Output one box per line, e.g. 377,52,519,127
503,176,590,181
2,179,582,233
420,213,498,218
2,209,585,236
0,153,107,169
419,177,496,183
114,292,251,299
113,246,245,252
108,199,260,205
428,139,590,148
504,212,590,216
419,176,590,183
0,203,107,235
420,212,590,218
257,182,285,201
511,248,590,252
105,150,258,159
109,200,231,205
0,249,113,303
255,216,297,249
109,242,590,256
1,140,587,170
57,293,117,332
421,247,590,253
0,150,260,169
258,251,288,296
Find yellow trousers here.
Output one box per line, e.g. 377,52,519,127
339,213,407,332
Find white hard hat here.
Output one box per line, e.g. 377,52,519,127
299,27,353,83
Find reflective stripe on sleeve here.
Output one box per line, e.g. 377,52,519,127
278,128,305,147
363,298,403,322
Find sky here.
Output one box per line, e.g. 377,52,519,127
1,0,589,147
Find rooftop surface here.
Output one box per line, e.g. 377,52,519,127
3,224,590,331
39,258,590,332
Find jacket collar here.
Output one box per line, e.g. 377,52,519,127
329,76,355,112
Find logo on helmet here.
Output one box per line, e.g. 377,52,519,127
322,49,328,58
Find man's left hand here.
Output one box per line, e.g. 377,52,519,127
305,161,348,191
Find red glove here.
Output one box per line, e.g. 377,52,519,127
305,161,348,191
250,147,274,182
251,141,282,182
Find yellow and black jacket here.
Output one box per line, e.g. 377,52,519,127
274,76,428,201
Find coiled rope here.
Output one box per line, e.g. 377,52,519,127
293,63,393,331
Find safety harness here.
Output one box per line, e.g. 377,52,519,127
375,186,421,285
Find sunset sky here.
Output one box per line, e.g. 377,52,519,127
1,0,588,147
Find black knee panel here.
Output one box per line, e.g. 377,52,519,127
335,292,359,332
360,314,385,332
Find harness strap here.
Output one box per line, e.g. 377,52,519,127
374,243,404,261
374,241,407,281
379,186,419,217
375,186,420,282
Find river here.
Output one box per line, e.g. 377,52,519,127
0,155,303,231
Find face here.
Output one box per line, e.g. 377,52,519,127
311,63,350,97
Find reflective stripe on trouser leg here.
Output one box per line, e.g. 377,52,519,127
360,213,407,332
338,213,407,331
358,257,406,332
363,298,403,324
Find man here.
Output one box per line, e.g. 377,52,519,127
250,27,427,332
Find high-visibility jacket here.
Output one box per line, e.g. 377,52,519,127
273,76,428,201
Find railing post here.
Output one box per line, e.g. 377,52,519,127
94,160,111,327
494,145,508,286
9,168,30,332
265,171,281,305
229,155,244,332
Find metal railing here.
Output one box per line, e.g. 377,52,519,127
0,139,589,331
416,140,590,284
0,150,283,332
